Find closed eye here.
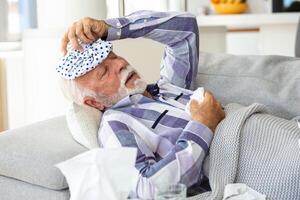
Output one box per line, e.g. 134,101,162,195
98,66,108,80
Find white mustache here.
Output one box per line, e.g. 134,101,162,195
119,65,137,84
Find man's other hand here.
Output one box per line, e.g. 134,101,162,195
61,17,109,55
190,91,225,132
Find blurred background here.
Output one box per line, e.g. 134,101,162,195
0,0,299,131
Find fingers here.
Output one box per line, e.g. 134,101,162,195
91,20,108,38
202,90,224,110
60,20,94,55
91,21,101,37
191,90,214,107
203,90,214,103
61,17,107,55
216,101,223,109
190,99,200,110
83,24,95,41
76,23,93,44
61,31,70,55
68,25,82,51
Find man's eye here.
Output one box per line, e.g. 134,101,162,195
99,68,107,80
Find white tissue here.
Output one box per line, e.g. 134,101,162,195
185,87,205,116
56,148,139,200
223,183,266,200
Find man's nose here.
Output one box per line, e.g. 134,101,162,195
112,58,128,73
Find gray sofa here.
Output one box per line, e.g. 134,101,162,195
0,20,299,200
0,116,83,199
0,50,300,200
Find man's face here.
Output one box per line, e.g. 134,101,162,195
75,52,147,109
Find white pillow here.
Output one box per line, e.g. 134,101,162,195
66,102,102,149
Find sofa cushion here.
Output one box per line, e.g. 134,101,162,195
66,102,102,150
197,52,300,119
0,116,87,190
0,175,70,200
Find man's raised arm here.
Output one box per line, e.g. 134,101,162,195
105,10,199,90
61,10,199,90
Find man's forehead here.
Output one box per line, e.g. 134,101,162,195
94,52,116,67
107,51,117,58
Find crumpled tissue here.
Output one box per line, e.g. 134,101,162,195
223,183,266,200
185,87,205,116
56,148,138,200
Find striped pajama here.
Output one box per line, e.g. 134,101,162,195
100,10,213,199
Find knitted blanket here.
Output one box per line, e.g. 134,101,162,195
189,103,300,200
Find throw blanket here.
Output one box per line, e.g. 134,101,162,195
189,103,300,200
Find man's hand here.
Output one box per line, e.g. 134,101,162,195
190,91,225,132
61,17,109,55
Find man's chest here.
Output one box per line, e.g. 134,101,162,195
113,97,191,135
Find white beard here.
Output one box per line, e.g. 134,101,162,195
109,65,147,105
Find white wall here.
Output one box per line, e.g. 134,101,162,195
124,0,168,15
0,51,25,129
248,0,271,13
0,59,7,131
112,39,163,83
226,31,260,55
187,0,211,15
36,0,107,29
22,30,68,125
259,24,298,56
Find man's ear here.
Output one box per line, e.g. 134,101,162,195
83,96,105,111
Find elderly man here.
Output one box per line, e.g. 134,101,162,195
58,10,225,199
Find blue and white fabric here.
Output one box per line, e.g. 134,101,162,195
56,39,113,80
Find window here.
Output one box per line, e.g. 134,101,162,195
7,0,21,40
0,0,37,42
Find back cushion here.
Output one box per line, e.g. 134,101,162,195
197,52,300,119
296,18,300,57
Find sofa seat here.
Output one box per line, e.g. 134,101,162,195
0,116,87,190
0,175,70,200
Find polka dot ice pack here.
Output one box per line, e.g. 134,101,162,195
56,39,113,80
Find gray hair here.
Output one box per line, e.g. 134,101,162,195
58,78,113,106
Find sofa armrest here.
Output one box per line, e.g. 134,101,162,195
0,116,87,190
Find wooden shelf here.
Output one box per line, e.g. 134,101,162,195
197,12,300,28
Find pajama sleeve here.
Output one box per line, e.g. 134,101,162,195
104,10,199,90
